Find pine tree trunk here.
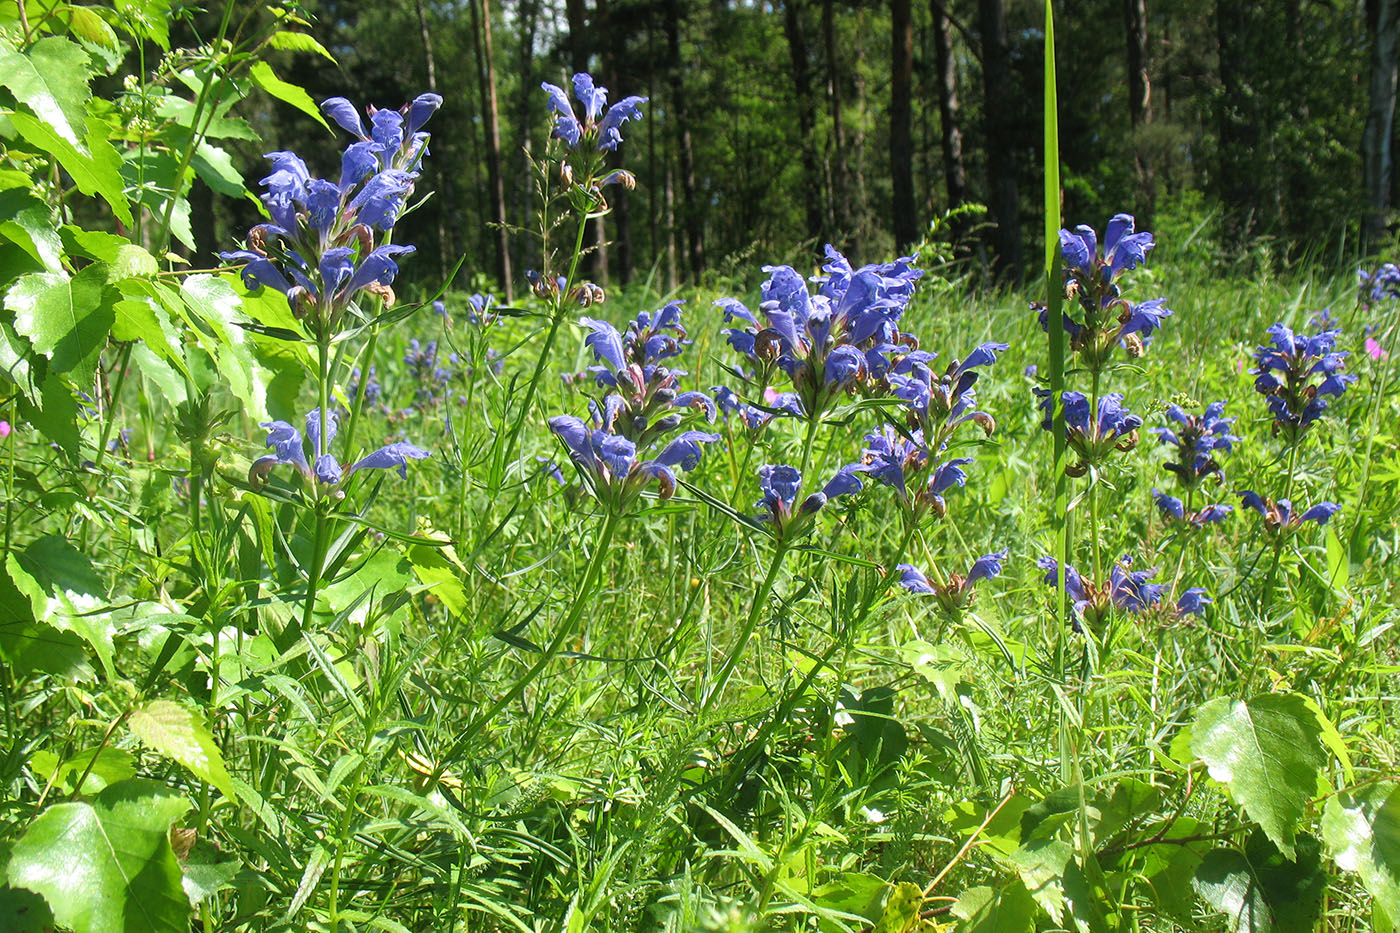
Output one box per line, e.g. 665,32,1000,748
932,0,967,214
784,0,825,245
1365,0,1400,251
511,0,540,285
414,0,451,282
470,0,512,297
978,0,1021,280
1215,0,1259,237
823,0,850,246
1123,0,1154,226
890,0,916,249
664,0,705,279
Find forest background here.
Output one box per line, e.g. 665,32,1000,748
174,0,1400,298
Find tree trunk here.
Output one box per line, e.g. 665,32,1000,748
1215,0,1260,237
511,0,540,285
784,0,825,245
1123,0,1154,226
414,0,451,282
664,0,705,279
1365,0,1400,251
890,0,916,249
470,0,512,296
932,0,967,214
977,0,1021,280
823,0,850,246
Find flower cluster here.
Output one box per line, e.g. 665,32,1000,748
1238,492,1340,533
753,464,862,540
578,304,716,446
887,341,1007,447
857,425,970,520
715,246,924,420
250,409,429,493
542,73,647,155
1359,262,1400,308
1251,321,1357,442
220,93,442,337
1152,489,1232,529
1037,555,1208,630
1034,389,1142,475
898,549,1006,616
1151,401,1238,490
1041,214,1172,369
711,385,803,434
549,416,718,508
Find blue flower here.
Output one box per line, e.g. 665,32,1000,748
899,548,1008,614
1239,491,1340,532
1035,389,1142,474
1176,588,1211,617
549,414,719,508
1152,401,1239,490
1359,262,1400,307
1152,488,1232,529
857,425,971,519
717,246,924,419
754,463,862,539
1037,554,1164,630
541,73,648,152
249,410,429,490
1252,320,1357,441
1109,556,1165,613
888,341,1005,445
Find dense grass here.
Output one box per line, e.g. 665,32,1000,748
10,226,1395,930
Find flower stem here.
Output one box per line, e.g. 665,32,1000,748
702,538,790,713
1259,442,1300,619
343,325,380,461
797,412,820,481
445,508,620,757
290,338,334,649
1088,367,1103,580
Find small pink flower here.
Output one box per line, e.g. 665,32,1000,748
0,421,9,439
763,386,780,404
1366,337,1387,360
1236,359,1246,374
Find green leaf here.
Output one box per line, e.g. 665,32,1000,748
1322,781,1400,918
179,838,239,907
6,779,192,933
1325,528,1349,589
267,30,337,62
1192,831,1325,933
5,264,114,385
128,700,235,802
63,6,121,50
114,0,170,50
109,243,159,280
9,536,114,675
189,141,244,197
1190,694,1327,859
0,318,42,402
0,188,65,274
407,534,468,618
872,881,923,933
1006,838,1108,933
178,273,265,420
17,368,82,457
249,61,329,130
950,882,1036,932
30,746,136,795
0,885,55,933
0,37,93,148
8,111,131,224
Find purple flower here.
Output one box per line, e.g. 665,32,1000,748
1035,389,1142,474
900,548,1008,615
541,73,647,152
888,342,1005,445
249,410,429,490
1152,488,1233,529
1152,401,1239,490
549,414,718,509
754,463,862,538
1176,588,1211,617
1238,491,1340,532
1252,320,1357,441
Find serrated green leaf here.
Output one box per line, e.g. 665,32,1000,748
0,884,55,933
179,273,265,420
0,318,41,402
1190,694,1326,859
268,30,337,62
114,0,170,50
63,6,121,50
1192,832,1325,933
190,141,244,197
9,111,131,224
30,746,136,795
9,536,114,675
1007,838,1108,933
17,368,82,457
5,264,113,384
179,839,239,907
1322,781,1400,918
128,700,235,802
950,882,1036,932
872,881,923,933
0,37,93,148
7,779,192,933
249,61,329,130
0,188,64,273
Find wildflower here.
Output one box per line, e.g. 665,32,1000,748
1252,321,1357,441
754,464,863,540
858,425,971,519
888,341,1006,445
467,293,500,325
548,414,718,509
576,305,716,445
1037,554,1164,630
1176,588,1212,617
1151,401,1239,490
1035,389,1142,475
1366,337,1387,360
1238,491,1340,533
348,366,383,406
249,409,429,491
1039,213,1170,368
0,421,9,438
541,73,647,153
898,549,1007,615
1358,262,1400,307
1152,489,1232,528
717,246,924,420
711,385,802,432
